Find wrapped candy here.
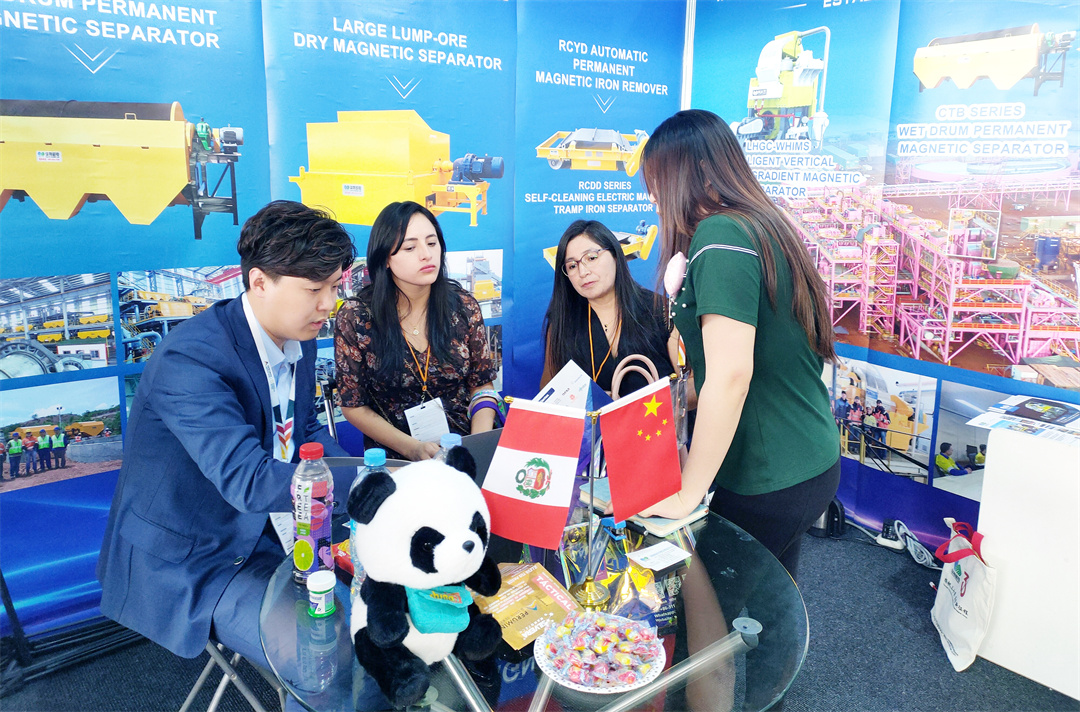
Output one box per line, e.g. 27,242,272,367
539,611,662,689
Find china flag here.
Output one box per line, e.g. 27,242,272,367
482,399,586,549
598,378,682,522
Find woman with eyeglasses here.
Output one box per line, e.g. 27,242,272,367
540,220,678,396
638,110,840,580
334,201,498,461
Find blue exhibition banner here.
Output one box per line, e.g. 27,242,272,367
1,0,272,635
262,0,516,255
0,0,272,275
508,0,684,397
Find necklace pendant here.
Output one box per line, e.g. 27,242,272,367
412,327,419,335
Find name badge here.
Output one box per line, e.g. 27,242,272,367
404,397,450,443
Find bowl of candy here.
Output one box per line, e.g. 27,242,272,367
533,611,665,694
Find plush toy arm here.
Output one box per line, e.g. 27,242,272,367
361,578,410,647
463,555,502,597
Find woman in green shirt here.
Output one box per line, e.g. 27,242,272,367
638,109,840,578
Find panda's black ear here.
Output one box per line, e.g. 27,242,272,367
346,471,396,525
445,445,477,481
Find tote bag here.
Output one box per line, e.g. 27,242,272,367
931,518,998,671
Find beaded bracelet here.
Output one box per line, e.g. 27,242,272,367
469,388,500,408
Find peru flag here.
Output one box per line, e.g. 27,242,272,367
482,399,585,549
599,378,682,522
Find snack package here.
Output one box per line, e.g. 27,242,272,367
331,540,353,576
474,563,581,649
605,564,664,627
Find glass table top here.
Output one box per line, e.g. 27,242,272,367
260,512,808,712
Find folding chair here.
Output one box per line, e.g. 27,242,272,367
179,642,287,712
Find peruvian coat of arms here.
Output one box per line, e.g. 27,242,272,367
514,457,552,499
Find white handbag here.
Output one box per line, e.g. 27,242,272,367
930,518,998,671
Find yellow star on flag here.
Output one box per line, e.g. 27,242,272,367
656,430,662,437
645,434,651,441
643,395,662,417
662,418,668,425
637,429,643,437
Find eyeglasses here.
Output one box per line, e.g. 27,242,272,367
562,248,608,276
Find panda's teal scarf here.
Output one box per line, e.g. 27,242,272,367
405,585,473,635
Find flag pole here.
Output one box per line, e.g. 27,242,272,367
570,410,610,610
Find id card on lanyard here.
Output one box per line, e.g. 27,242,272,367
252,333,297,463
244,296,300,554
404,338,450,441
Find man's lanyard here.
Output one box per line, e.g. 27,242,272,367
405,336,432,400
249,314,297,463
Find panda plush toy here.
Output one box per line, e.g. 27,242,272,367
346,446,503,708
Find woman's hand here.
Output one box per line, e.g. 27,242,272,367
409,439,441,461
638,490,697,520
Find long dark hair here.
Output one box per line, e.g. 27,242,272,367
361,201,468,378
641,110,835,360
542,220,668,376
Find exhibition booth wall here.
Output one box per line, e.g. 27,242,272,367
2,0,1078,636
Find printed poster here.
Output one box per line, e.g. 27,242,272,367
509,0,684,396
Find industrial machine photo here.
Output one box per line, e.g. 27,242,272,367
0,274,113,377
729,27,831,146
913,24,1075,94
542,221,658,270
0,100,243,239
536,128,649,175
290,110,503,227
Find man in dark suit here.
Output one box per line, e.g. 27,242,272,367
97,201,356,670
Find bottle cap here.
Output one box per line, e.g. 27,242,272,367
363,448,386,467
299,442,324,460
440,433,462,448
306,570,336,593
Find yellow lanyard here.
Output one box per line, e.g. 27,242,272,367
406,336,432,398
588,305,620,383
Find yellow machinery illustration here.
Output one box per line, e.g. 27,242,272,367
0,100,243,239
13,425,60,439
914,24,1074,94
290,110,503,227
66,421,105,437
730,27,830,146
542,222,658,270
466,254,501,316
536,129,648,175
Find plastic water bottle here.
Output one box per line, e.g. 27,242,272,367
294,599,338,693
433,433,462,462
349,448,389,596
292,442,334,584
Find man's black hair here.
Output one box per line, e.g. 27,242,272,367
237,200,356,289
939,442,952,455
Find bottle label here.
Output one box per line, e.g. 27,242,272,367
295,482,313,536
294,476,334,581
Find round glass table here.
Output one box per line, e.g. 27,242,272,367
260,513,808,712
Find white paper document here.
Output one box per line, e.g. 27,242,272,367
627,541,692,571
535,361,591,410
